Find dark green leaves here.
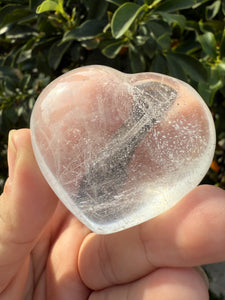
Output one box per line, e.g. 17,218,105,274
6,25,38,39
48,41,72,69
146,19,171,37
155,0,195,12
220,31,225,58
198,32,217,58
156,12,186,30
198,64,224,106
166,53,207,82
129,47,146,72
111,2,144,38
167,52,207,82
102,40,125,58
0,7,32,29
106,0,127,7
206,0,221,20
63,20,106,41
0,66,20,81
166,53,187,81
86,0,108,19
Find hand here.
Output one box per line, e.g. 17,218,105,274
1,129,225,300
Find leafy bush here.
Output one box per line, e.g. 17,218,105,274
0,0,225,191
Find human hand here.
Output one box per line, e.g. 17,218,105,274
1,128,225,299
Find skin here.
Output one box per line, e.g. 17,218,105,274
1,128,225,299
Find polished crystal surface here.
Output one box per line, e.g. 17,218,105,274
30,65,216,234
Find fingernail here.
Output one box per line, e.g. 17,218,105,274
195,266,209,288
7,130,17,185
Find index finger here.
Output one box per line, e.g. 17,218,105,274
78,185,225,290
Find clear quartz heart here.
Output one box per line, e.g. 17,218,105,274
30,65,216,234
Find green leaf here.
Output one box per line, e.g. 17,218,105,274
6,25,38,39
36,1,58,13
198,80,222,106
174,40,201,54
220,31,225,58
0,8,32,28
32,37,58,55
217,61,225,83
199,20,224,33
186,20,199,31
63,20,106,41
157,32,171,49
142,36,157,59
36,0,63,14
0,66,20,80
0,25,13,36
134,35,149,46
81,38,99,50
206,0,221,20
197,32,217,58
70,43,81,62
17,49,32,64
155,0,195,12
102,40,124,58
166,53,187,81
222,0,225,15
192,0,213,9
145,0,161,5
48,40,72,70
168,53,207,82
111,3,143,39
156,12,186,29
106,0,127,6
150,53,167,73
0,4,20,26
146,20,171,37
20,73,32,90
129,47,146,73
86,0,108,19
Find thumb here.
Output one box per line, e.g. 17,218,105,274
0,129,58,291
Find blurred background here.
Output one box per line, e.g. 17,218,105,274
0,0,224,298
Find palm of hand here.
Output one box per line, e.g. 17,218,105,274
11,201,208,300
2,129,225,300
24,203,91,299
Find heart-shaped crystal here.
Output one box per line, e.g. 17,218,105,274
30,65,216,234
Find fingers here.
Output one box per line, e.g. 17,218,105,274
45,214,91,300
89,267,209,300
79,185,225,290
0,129,58,291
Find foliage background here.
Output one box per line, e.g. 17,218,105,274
0,0,225,298
0,0,225,190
